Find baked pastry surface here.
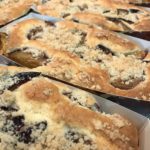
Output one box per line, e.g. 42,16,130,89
0,66,138,150
36,0,150,32
4,19,145,57
0,0,36,25
1,19,150,101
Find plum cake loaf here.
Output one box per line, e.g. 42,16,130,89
1,19,150,101
0,66,139,150
0,0,37,26
36,0,150,32
1,19,146,60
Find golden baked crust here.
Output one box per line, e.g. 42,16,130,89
31,48,150,101
0,33,7,55
0,0,37,25
36,0,150,32
1,18,150,101
2,40,150,101
4,19,144,56
1,41,108,91
0,66,138,150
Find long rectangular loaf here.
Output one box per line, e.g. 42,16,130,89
36,0,150,32
0,66,139,150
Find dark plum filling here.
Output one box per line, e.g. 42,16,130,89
1,108,47,144
62,91,101,112
107,17,134,24
7,47,49,68
18,121,47,144
65,128,93,145
111,77,145,90
129,9,140,13
27,26,43,40
7,72,41,91
0,106,18,112
96,44,114,55
117,9,129,15
2,115,25,135
62,13,71,18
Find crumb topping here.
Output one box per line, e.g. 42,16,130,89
0,74,138,149
22,47,45,58
101,55,146,83
24,23,112,63
0,0,22,8
92,118,130,143
102,113,131,127
39,0,150,25
0,84,99,150
14,20,147,91
23,21,146,76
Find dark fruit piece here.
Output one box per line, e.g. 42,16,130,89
130,9,140,13
0,106,18,111
18,127,33,144
119,18,134,24
96,44,114,55
62,91,101,112
7,48,48,68
72,18,80,23
62,91,72,99
117,9,129,15
18,121,47,144
78,32,87,45
34,121,47,131
125,50,147,59
0,32,8,55
2,115,25,135
8,72,41,91
107,17,134,24
111,77,144,90
107,17,120,23
65,128,92,145
12,116,25,130
103,10,110,13
27,26,43,40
